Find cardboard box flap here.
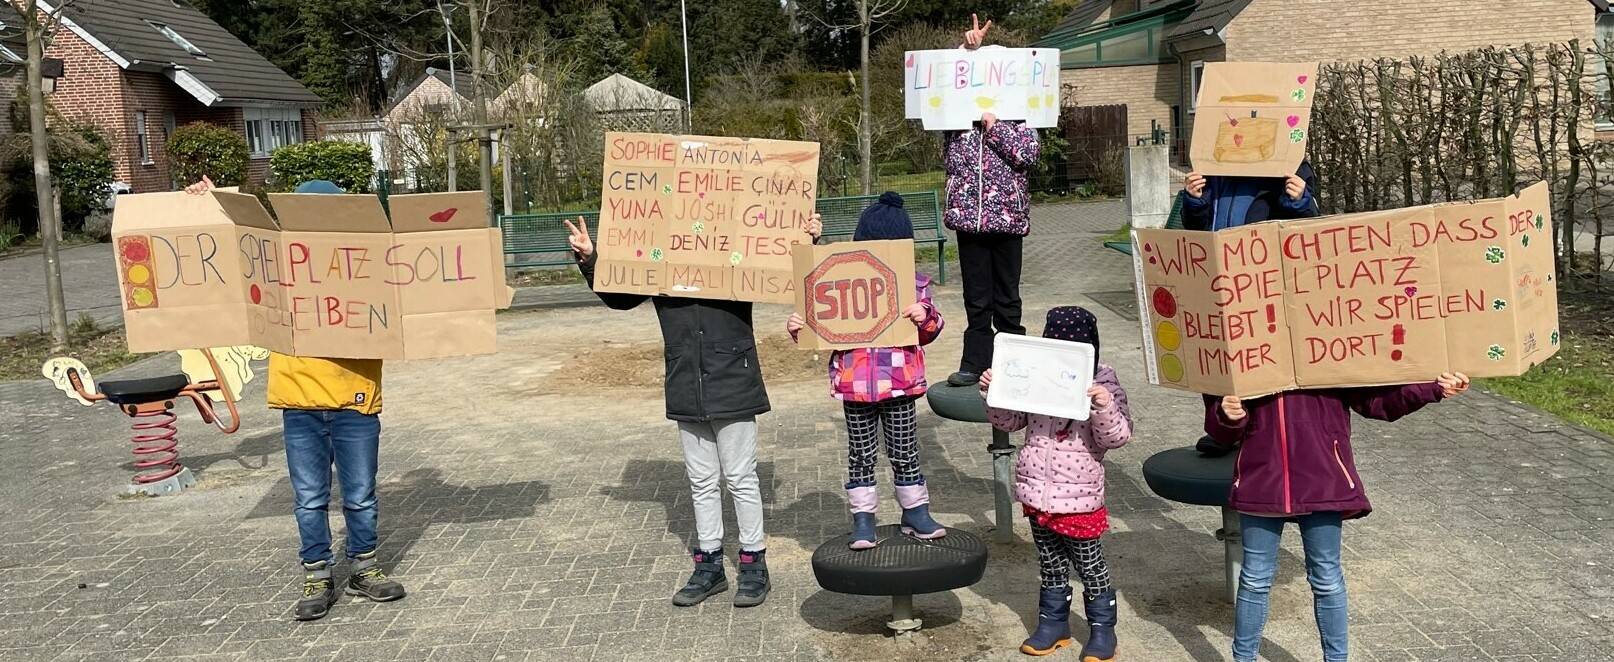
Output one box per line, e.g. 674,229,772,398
212,191,279,231
388,191,490,232
112,191,229,232
268,193,392,232
1190,61,1319,178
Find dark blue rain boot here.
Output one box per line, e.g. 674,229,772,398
1080,590,1118,662
1020,585,1074,656
848,485,879,550
896,482,946,540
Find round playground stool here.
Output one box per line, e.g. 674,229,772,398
812,524,988,633
1141,443,1240,602
98,374,198,496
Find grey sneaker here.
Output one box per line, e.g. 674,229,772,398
294,560,337,621
345,551,406,602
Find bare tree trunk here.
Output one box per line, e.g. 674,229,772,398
24,1,67,351
857,0,873,195
466,0,495,223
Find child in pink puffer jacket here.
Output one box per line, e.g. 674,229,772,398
788,192,947,550
982,306,1130,660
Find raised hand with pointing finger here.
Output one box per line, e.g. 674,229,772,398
563,216,593,259
964,13,992,50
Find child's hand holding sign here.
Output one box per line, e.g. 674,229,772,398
1088,384,1113,410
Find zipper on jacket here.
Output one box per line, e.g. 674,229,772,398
694,304,706,417
1332,440,1355,489
1278,393,1291,513
1232,445,1242,489
976,132,985,232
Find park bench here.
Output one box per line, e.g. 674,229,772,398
1103,195,1184,254
495,189,949,284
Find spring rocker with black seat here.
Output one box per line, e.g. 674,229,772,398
41,350,242,496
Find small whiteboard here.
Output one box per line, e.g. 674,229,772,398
986,335,1096,421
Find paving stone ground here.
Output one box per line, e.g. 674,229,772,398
1,199,1612,661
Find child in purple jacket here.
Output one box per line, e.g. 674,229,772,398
1207,373,1470,662
787,192,946,550
981,306,1131,660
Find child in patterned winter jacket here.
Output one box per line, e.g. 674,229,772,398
788,192,947,550
981,306,1130,660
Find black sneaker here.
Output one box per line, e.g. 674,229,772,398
346,551,406,602
672,548,727,607
294,560,337,621
947,371,980,386
733,549,769,608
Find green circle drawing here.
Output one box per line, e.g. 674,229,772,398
729,252,744,266
692,222,705,234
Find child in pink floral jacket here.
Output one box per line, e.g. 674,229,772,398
788,192,946,550
982,306,1130,660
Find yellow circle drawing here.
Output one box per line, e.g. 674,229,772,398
1028,96,1042,109
126,263,151,285
975,96,998,110
1159,353,1185,383
1044,94,1056,108
130,287,155,307
927,96,943,109
1155,320,1182,351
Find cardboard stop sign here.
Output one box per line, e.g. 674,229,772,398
791,240,918,350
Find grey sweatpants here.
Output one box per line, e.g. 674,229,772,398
678,418,765,553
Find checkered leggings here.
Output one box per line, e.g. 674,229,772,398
1031,521,1113,599
843,397,923,488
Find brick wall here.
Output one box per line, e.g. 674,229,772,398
46,29,129,183
1226,0,1596,62
384,77,464,126
0,73,22,146
1060,63,1181,140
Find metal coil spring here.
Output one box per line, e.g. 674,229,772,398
129,409,182,484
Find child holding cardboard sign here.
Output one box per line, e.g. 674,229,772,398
1206,373,1470,662
786,193,947,550
184,177,407,622
1180,162,1320,231
980,306,1131,660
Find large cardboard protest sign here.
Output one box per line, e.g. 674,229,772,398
904,47,1061,131
594,132,820,304
1189,62,1319,178
112,190,510,359
791,240,918,351
1134,182,1559,397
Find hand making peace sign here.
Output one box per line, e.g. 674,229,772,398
964,13,993,50
563,216,593,259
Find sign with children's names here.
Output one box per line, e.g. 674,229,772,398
1133,182,1559,397
1189,61,1319,178
904,47,1060,131
111,190,513,360
791,240,918,351
595,132,820,304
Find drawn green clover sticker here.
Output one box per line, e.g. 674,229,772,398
692,221,706,234
1290,88,1307,102
661,184,673,195
1484,246,1506,264
1289,129,1306,143
1491,298,1508,311
1551,329,1560,346
1534,214,1545,231
729,251,744,266
1487,344,1507,361
649,247,664,262
1521,234,1531,248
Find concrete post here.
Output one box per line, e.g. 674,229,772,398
1126,144,1172,229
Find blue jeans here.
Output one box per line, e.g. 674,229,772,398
282,409,381,565
1233,512,1348,662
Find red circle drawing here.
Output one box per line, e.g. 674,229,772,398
120,238,149,263
1152,287,1177,318
249,284,262,304
1391,349,1404,361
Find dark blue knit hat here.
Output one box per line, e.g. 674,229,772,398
1044,306,1100,370
854,191,913,241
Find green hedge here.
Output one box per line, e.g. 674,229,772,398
269,140,375,193
166,122,248,187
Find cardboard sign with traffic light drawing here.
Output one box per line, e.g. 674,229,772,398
1189,62,1319,178
1134,182,1558,397
111,190,512,360
593,132,820,304
791,240,918,351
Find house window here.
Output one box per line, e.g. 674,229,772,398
244,107,305,157
1189,60,1206,114
135,111,153,165
164,111,176,144
147,21,208,58
1598,12,1614,128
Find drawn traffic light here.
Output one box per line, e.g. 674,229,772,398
118,235,159,310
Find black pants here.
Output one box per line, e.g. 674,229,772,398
957,232,1025,373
